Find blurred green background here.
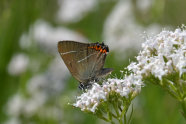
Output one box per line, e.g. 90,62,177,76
0,0,186,124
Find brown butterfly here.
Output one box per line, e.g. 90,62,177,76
58,40,113,89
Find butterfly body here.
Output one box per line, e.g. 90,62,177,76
58,40,113,89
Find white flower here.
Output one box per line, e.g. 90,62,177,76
73,75,142,113
5,56,67,121
103,0,161,59
128,27,186,79
32,20,87,54
3,117,21,124
27,56,67,97
57,0,97,23
73,83,106,113
19,20,88,54
6,94,25,117
136,0,153,11
7,53,29,76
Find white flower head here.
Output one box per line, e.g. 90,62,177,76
6,94,25,117
73,75,142,113
7,53,29,76
128,27,186,80
73,83,106,113
57,0,97,23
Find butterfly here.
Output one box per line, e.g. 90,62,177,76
58,40,113,90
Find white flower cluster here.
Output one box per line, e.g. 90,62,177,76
128,27,186,80
57,0,97,23
73,75,142,113
7,53,29,76
73,27,185,114
103,0,161,59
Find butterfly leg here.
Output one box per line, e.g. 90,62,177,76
78,83,85,90
78,82,92,91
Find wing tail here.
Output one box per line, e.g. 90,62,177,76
98,68,113,77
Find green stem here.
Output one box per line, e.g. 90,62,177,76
98,115,110,122
110,121,115,124
121,105,126,120
96,109,110,122
97,110,116,124
113,102,120,117
128,105,134,124
124,112,127,124
161,79,181,101
121,101,130,124
119,106,122,112
111,112,118,119
106,101,117,124
165,87,181,101
113,101,123,124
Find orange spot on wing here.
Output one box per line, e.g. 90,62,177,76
96,46,98,50
89,45,104,51
103,49,106,53
98,46,101,50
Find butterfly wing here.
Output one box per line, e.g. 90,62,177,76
90,50,113,79
58,40,109,83
93,53,113,78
